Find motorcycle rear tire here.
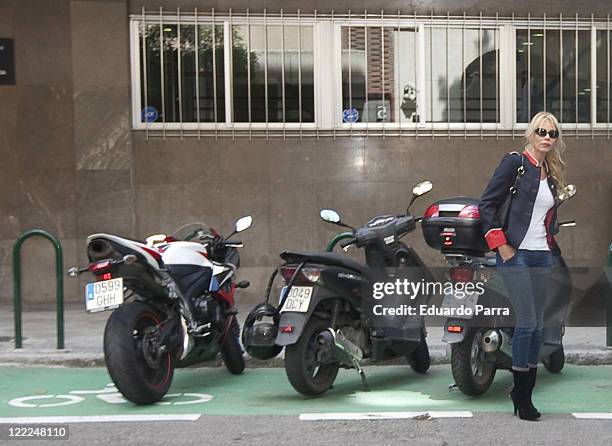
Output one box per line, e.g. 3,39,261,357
221,317,245,375
104,302,174,405
451,328,496,396
285,317,340,396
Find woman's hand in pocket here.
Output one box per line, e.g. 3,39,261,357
498,244,516,263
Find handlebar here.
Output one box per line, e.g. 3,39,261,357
340,238,358,250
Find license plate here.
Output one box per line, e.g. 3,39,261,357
85,278,124,313
279,286,313,313
441,291,479,319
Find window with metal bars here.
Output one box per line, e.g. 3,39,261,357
130,11,612,137
231,24,314,123
515,28,591,124
139,23,226,124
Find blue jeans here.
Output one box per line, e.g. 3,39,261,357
497,249,553,371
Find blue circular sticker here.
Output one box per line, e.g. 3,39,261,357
343,108,359,123
142,106,159,123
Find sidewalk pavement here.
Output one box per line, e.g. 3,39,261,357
1,304,611,368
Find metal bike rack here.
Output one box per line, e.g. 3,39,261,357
326,231,354,252
13,229,65,349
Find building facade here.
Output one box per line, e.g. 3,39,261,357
0,0,610,304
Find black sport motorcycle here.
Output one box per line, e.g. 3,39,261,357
242,181,435,396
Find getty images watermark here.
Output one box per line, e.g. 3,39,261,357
371,278,510,317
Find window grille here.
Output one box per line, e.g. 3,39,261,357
130,9,612,138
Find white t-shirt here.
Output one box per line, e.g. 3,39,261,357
519,179,555,251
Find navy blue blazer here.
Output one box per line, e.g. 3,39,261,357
478,150,559,251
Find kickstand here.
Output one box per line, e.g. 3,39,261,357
353,359,370,392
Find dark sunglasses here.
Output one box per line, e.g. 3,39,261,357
535,128,559,139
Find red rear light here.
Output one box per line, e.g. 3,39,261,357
101,272,112,281
458,205,480,219
450,266,474,282
280,325,294,333
447,325,463,333
423,204,439,219
89,260,112,274
279,266,320,284
280,266,297,283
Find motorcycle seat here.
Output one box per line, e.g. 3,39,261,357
280,251,375,280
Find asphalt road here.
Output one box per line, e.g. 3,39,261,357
2,415,612,446
2,365,612,445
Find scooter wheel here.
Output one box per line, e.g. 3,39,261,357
407,333,430,374
284,317,340,396
451,328,496,396
543,345,565,374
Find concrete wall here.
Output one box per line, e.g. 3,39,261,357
0,0,611,307
0,0,133,306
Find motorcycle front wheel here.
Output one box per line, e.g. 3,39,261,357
451,328,496,396
221,316,245,375
104,302,174,404
284,317,340,396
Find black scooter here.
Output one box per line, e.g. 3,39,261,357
420,185,577,396
242,181,436,396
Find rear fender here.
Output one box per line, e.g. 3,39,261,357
275,286,345,346
442,320,469,343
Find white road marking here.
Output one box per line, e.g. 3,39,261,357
0,414,202,424
572,413,612,419
154,393,214,406
9,395,84,408
96,393,128,404
299,411,473,421
69,384,118,395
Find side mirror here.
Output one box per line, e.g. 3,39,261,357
320,208,355,232
412,180,433,197
235,215,253,233
320,209,341,224
408,180,433,211
558,184,576,202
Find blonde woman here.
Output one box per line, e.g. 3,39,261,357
479,112,566,421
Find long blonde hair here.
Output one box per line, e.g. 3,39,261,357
524,111,567,190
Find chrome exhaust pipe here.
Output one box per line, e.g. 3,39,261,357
482,329,512,355
87,238,116,260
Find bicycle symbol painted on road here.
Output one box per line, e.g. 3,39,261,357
9,383,214,408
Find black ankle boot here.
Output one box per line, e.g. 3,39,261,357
526,367,541,418
510,370,539,421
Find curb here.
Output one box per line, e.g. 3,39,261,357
2,346,612,368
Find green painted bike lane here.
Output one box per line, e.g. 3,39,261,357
1,365,611,417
